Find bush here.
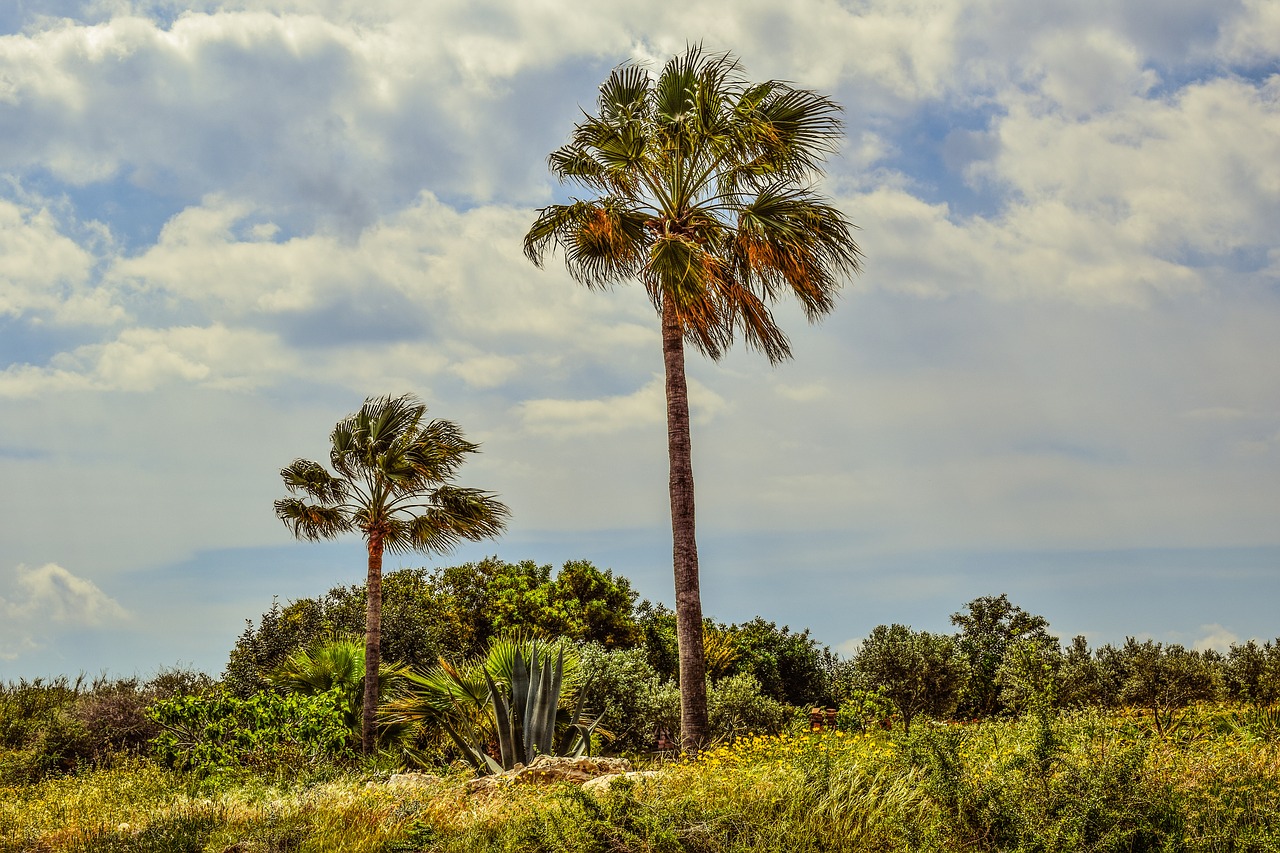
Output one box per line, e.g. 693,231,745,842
577,643,670,753
707,673,793,742
146,688,353,779
0,669,214,783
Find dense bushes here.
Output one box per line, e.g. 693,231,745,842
6,574,1279,793
0,669,213,784
147,688,353,778
224,559,641,696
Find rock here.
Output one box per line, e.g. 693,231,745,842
581,770,663,795
374,772,442,790
466,755,634,793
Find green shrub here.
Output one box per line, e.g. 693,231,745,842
903,712,1183,852
146,687,353,779
0,670,212,783
577,642,669,753
707,673,793,742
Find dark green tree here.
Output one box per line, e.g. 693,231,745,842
853,624,969,732
951,594,1056,718
275,394,509,753
728,617,829,706
1117,639,1221,736
430,557,642,654
524,46,862,751
1225,639,1280,706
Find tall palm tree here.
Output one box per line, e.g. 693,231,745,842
275,394,510,753
524,46,862,752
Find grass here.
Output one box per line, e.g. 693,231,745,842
3,705,1279,852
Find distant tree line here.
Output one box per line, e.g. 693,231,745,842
226,566,1280,746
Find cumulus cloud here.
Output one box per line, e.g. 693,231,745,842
0,195,121,324
2,0,1280,674
1191,623,1241,653
0,562,129,659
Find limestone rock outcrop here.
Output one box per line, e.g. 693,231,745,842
465,755,634,793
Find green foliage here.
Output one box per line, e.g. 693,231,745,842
385,636,597,774
1225,638,1280,705
577,643,670,753
0,670,214,784
727,617,831,706
995,636,1063,714
854,624,970,732
1057,634,1125,709
146,688,353,778
951,594,1057,718
707,673,793,741
1116,638,1222,736
637,606,833,706
267,635,410,747
431,557,642,653
636,600,680,681
224,558,642,697
836,687,897,733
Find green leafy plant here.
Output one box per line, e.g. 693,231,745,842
146,688,352,778
385,636,599,774
267,635,413,751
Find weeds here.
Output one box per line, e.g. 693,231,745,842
3,705,1279,852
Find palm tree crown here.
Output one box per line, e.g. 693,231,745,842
275,394,508,554
524,45,862,361
275,393,509,752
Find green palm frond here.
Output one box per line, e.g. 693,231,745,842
524,200,650,287
279,394,508,550
279,459,348,504
274,498,352,541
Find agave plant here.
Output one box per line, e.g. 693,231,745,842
385,635,600,774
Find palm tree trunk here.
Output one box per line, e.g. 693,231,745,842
662,298,709,754
363,532,384,754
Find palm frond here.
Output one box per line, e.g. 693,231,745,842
274,498,352,541
404,418,479,483
394,487,510,555
331,394,426,480
597,62,652,124
734,184,862,321
525,46,860,368
524,200,650,288
279,459,347,504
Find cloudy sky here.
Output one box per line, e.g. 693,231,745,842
2,0,1278,679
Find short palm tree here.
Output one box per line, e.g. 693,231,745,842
524,46,861,751
275,394,510,753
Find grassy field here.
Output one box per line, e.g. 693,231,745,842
3,705,1279,852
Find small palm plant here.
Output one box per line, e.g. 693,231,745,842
267,636,410,747
385,636,600,775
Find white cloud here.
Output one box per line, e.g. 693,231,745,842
0,562,129,659
0,196,121,323
1191,624,1241,653
1215,0,1280,66
519,374,727,436
0,324,290,396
